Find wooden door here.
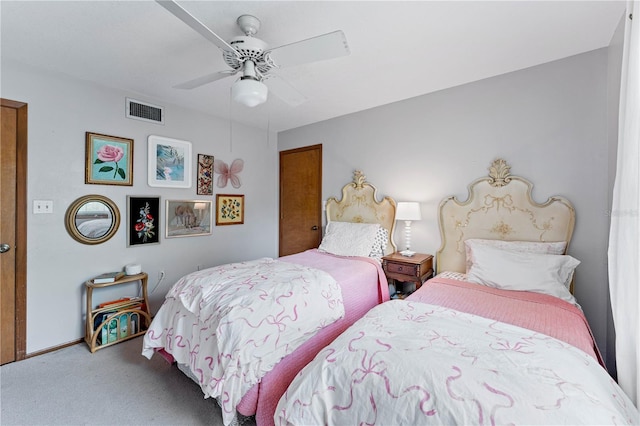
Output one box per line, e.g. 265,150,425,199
279,144,322,257
1,99,27,364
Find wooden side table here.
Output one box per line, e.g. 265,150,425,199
85,272,152,353
382,252,434,296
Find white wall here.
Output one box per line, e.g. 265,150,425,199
279,49,616,370
2,61,279,354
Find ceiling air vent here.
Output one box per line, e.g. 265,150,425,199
126,98,164,125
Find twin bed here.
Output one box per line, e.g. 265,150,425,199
142,170,396,425
143,160,639,425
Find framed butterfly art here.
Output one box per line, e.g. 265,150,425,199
197,154,214,195
214,158,244,189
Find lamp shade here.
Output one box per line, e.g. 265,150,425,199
231,78,268,107
396,202,422,221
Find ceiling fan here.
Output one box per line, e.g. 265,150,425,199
156,0,351,107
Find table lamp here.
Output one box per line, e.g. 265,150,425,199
396,202,421,256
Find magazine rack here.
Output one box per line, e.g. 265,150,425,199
84,272,152,353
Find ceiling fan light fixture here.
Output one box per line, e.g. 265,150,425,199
231,78,268,107
160,1,350,106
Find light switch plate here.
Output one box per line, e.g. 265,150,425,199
33,200,53,214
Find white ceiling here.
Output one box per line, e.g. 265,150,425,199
1,1,625,132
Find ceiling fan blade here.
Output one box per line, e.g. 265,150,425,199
267,30,350,68
262,74,307,107
173,69,238,89
156,0,238,57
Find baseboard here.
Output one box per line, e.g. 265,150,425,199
26,338,84,359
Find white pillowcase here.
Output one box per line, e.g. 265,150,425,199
465,239,567,273
466,244,580,305
436,271,468,281
319,222,381,257
369,227,389,258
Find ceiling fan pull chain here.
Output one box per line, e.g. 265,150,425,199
229,86,234,152
266,102,271,148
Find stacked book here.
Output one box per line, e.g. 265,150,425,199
92,271,125,284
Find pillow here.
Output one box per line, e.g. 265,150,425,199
436,271,468,281
369,227,389,258
319,222,381,257
466,244,580,305
464,239,567,274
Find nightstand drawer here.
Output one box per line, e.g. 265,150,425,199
385,261,420,277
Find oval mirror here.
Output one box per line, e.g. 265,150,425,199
65,195,120,245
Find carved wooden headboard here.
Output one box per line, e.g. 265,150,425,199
326,170,397,255
436,159,575,274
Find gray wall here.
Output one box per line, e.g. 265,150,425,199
279,48,617,369
2,61,279,354
2,44,623,370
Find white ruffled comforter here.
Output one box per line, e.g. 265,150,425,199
276,300,639,425
142,258,344,425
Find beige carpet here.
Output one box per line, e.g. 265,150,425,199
0,337,255,425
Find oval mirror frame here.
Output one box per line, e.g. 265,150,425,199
65,195,120,245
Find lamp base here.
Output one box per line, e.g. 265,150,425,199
399,250,415,257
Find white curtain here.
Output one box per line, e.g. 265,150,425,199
608,1,640,408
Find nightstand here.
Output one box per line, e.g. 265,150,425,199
382,252,434,297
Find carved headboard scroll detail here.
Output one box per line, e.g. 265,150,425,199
436,159,575,274
326,170,397,255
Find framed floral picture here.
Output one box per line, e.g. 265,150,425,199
148,135,192,188
216,194,244,226
85,132,133,186
127,196,160,246
197,154,214,195
165,199,212,238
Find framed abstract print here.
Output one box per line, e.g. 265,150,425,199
148,135,191,188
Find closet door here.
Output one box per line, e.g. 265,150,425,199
279,144,322,257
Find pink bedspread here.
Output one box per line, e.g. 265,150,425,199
237,249,388,425
407,277,602,364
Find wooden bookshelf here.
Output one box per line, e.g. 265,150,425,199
84,272,151,353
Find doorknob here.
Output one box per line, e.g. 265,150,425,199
311,226,318,231
0,243,10,253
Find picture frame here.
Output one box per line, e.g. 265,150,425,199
127,196,160,246
148,135,192,188
216,194,245,226
197,154,214,195
165,199,212,238
85,132,133,186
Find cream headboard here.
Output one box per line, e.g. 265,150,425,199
326,170,397,255
436,159,575,274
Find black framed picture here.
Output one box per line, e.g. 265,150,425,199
127,196,160,246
